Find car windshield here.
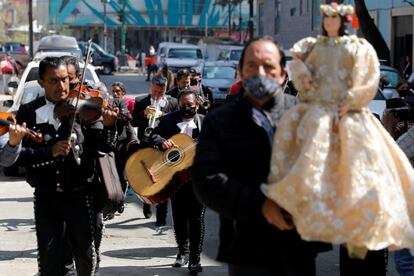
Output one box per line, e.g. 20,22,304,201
93,43,106,54
168,49,203,59
203,66,236,79
25,67,95,83
381,69,401,88
21,85,44,105
230,50,242,61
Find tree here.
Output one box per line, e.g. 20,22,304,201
354,0,390,65
215,0,243,38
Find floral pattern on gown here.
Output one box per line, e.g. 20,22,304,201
261,35,414,251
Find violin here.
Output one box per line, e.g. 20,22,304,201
53,83,106,123
0,112,43,143
69,85,131,123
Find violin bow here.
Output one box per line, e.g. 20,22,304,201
67,39,93,138
65,39,93,165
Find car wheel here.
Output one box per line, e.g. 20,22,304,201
3,163,19,176
103,64,113,75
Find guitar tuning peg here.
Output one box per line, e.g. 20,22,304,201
74,145,80,152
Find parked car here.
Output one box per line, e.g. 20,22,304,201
217,45,243,66
380,65,402,99
4,56,99,114
157,42,204,74
201,61,237,106
36,35,82,60
78,41,118,75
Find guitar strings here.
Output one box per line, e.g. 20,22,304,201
150,143,197,175
151,143,196,174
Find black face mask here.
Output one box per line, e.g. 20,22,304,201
179,106,196,118
243,75,282,100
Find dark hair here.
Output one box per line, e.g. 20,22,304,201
61,55,80,74
239,36,286,72
152,74,167,87
111,81,126,93
321,14,348,36
39,57,67,80
176,69,190,81
177,88,196,103
189,68,201,76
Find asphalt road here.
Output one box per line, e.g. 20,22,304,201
99,74,151,97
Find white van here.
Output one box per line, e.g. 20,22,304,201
157,42,204,73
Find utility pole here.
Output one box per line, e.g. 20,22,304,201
228,4,232,38
102,0,109,52
205,11,208,37
118,0,126,66
248,0,254,41
239,2,242,43
28,0,33,57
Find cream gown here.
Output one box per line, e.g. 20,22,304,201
262,35,414,251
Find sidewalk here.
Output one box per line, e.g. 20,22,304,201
0,172,227,276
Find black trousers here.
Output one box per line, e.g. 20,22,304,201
339,245,387,276
34,189,96,276
170,181,205,264
62,212,103,276
143,201,169,226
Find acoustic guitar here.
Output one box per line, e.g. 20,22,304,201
125,133,196,204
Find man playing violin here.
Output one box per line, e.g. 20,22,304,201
149,88,205,275
15,56,118,276
132,75,177,228
0,123,27,167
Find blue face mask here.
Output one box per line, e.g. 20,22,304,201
243,76,282,100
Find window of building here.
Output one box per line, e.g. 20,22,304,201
290,7,297,16
258,3,265,36
274,0,281,34
312,0,323,30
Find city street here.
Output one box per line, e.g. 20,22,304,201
0,74,399,275
99,74,151,96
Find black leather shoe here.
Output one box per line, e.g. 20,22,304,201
188,263,202,274
172,254,189,268
143,204,152,219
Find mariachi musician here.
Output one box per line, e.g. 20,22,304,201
149,88,205,275
132,75,178,227
15,56,118,276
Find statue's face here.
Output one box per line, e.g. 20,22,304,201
323,14,341,36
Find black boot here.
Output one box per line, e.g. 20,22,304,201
143,203,152,219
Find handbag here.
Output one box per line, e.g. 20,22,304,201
94,152,125,214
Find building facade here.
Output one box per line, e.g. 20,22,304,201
257,0,413,72
37,0,252,55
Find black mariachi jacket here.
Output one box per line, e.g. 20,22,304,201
150,111,204,148
131,94,178,142
192,92,331,265
16,97,117,193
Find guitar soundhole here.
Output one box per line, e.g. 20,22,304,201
167,150,181,163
